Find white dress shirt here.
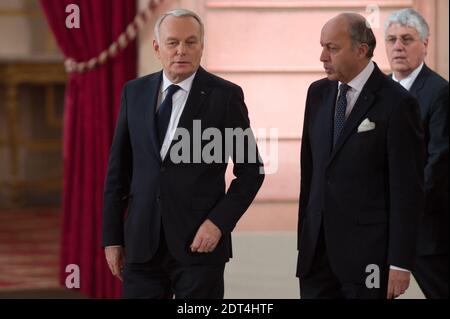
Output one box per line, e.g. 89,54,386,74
158,71,196,160
392,62,424,91
337,60,374,119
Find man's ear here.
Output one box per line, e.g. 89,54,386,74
423,37,429,57
152,39,160,58
358,43,369,59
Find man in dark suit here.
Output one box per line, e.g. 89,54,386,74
102,9,264,299
385,8,449,299
297,13,425,299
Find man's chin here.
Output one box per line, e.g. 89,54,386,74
392,65,410,73
170,70,195,83
391,60,409,68
326,73,338,81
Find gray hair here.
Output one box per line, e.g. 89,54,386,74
154,8,204,44
384,9,429,41
341,13,377,58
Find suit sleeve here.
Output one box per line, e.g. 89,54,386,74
298,85,313,249
207,86,265,233
386,95,425,269
102,85,133,247
424,84,449,213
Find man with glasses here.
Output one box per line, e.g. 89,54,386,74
385,8,449,299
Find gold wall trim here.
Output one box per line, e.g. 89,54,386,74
0,60,65,205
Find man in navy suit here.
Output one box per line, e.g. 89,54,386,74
385,8,449,299
102,9,264,298
297,13,425,299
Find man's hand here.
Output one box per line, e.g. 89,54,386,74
387,269,410,299
105,246,125,281
190,219,222,253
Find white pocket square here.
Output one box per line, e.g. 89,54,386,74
357,118,376,133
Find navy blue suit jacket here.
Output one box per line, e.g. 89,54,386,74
102,67,264,265
297,64,425,283
407,65,449,256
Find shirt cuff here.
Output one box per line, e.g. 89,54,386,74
390,265,410,272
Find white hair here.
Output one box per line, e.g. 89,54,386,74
154,8,204,44
384,8,430,41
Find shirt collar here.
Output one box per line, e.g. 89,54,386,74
339,60,374,93
392,62,424,85
161,70,197,93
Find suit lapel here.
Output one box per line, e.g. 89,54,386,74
408,64,429,99
320,81,338,157
329,64,383,163
176,67,211,132
163,67,211,163
143,72,163,161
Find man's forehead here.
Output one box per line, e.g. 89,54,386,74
320,39,337,46
321,21,348,39
387,24,419,35
320,28,347,44
160,18,201,37
160,15,200,29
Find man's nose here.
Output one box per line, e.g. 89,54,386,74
176,43,187,55
320,48,328,62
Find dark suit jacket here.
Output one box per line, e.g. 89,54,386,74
102,67,264,265
297,64,425,283
406,65,449,256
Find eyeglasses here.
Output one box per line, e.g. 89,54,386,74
385,35,419,46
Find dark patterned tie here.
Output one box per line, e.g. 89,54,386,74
156,84,181,148
333,83,351,146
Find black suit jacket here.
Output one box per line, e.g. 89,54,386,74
297,64,425,283
406,65,449,256
102,67,264,265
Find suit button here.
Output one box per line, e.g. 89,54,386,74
160,167,166,173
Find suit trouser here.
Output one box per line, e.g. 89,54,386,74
299,223,388,299
413,253,449,299
122,229,225,299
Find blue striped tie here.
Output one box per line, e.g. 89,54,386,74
333,83,351,146
156,84,181,148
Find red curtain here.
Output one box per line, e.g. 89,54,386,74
40,0,137,298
